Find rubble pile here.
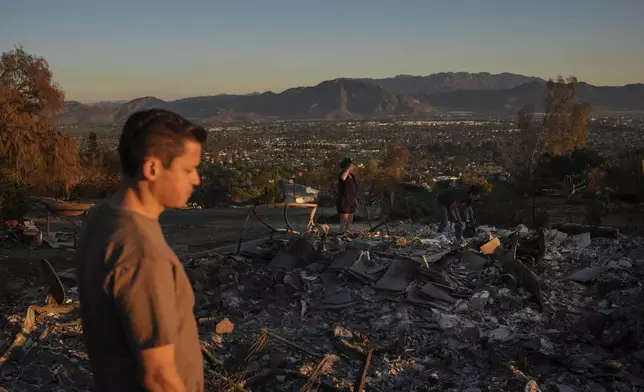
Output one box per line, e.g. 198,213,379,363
2,223,644,391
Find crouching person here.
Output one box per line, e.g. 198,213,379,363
436,185,482,243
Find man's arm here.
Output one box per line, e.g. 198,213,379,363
465,206,475,223
340,164,355,181
140,346,184,392
449,200,460,221
112,260,186,392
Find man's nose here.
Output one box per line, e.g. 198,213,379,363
192,171,201,186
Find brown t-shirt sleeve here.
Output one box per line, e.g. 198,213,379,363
112,259,178,351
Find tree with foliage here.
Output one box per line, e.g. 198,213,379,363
0,45,79,192
533,147,606,197
381,146,409,182
0,169,29,219
461,170,493,193
516,76,591,177
307,156,342,195
84,131,102,168
570,148,603,174
605,148,644,195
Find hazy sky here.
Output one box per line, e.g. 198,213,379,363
1,0,642,102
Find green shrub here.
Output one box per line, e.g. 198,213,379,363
0,169,29,220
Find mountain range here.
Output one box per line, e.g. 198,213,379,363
57,72,644,125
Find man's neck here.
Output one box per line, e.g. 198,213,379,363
110,181,164,220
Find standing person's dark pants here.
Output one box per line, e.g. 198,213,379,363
437,205,464,241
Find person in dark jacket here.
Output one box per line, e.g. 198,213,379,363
337,157,358,232
436,185,482,242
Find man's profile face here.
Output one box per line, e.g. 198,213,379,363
151,140,202,208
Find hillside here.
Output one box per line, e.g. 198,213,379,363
58,79,433,124
416,81,644,114
362,72,544,95
219,78,433,118
57,73,644,124
57,101,122,125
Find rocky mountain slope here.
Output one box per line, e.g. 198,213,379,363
57,73,644,124
362,72,544,95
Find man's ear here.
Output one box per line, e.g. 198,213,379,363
141,157,162,181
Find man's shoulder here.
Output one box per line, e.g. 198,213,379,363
438,187,458,196
80,202,176,268
437,187,466,202
444,187,466,195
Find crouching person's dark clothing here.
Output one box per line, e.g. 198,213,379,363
437,204,464,240
436,188,468,241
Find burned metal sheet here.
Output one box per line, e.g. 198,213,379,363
322,288,356,310
306,261,329,273
423,249,454,264
269,237,318,270
327,248,363,272
565,266,611,283
346,258,390,284
285,237,317,262
319,272,342,289
269,250,300,270
41,258,66,305
499,246,544,310
373,258,418,292
457,250,487,272
419,282,457,304
406,288,451,311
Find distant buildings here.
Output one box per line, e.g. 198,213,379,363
278,182,319,203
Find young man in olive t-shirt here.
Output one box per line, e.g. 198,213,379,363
76,109,207,392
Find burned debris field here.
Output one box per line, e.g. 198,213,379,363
2,207,644,391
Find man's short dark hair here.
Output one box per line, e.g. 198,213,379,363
118,109,207,177
468,184,483,196
340,157,352,170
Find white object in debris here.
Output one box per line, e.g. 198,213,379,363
488,326,514,342
497,288,511,296
432,309,462,330
515,224,530,236
618,258,632,268
416,238,445,245
548,229,569,244
470,291,490,310
568,232,591,249
538,337,555,356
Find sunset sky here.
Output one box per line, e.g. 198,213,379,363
1,0,642,102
